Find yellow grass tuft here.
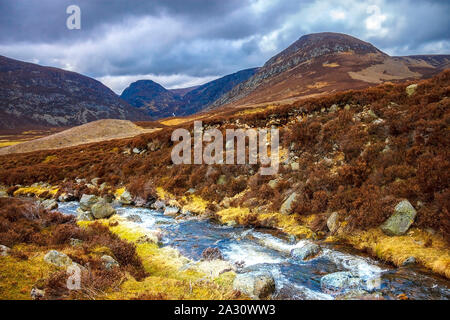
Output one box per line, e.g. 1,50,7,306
338,228,450,279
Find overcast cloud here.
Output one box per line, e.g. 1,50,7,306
0,0,449,94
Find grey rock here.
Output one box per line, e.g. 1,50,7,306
327,212,339,233
79,194,100,211
280,192,298,215
0,244,11,256
91,200,116,219
402,256,417,266
40,199,58,211
233,271,276,299
76,208,94,221
127,214,143,223
164,206,180,216
101,255,119,269
320,272,361,294
119,190,133,205
152,200,166,210
44,250,72,267
380,200,417,236
406,84,418,96
291,243,321,261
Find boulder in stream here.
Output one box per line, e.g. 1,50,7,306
320,271,361,294
202,247,224,261
91,200,116,219
291,243,321,261
79,194,100,211
233,271,276,299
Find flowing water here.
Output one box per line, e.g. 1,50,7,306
58,202,450,300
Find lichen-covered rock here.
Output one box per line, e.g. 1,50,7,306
320,272,361,294
0,244,11,256
101,255,119,269
406,84,418,96
202,247,224,261
380,200,417,236
40,199,58,211
119,190,133,205
233,271,276,299
280,192,298,215
91,200,116,219
291,243,321,261
76,208,94,221
79,194,100,211
44,250,72,267
327,212,339,233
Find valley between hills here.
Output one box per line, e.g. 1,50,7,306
0,32,449,300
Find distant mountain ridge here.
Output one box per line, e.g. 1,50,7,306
210,32,450,109
120,68,258,118
0,55,149,129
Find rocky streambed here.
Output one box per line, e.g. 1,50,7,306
57,201,450,300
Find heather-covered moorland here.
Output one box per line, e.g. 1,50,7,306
0,70,449,282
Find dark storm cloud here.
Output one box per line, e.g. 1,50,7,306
0,0,448,93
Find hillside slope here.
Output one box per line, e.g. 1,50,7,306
211,32,450,108
0,55,149,130
0,119,155,155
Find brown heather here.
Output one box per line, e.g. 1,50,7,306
0,70,449,240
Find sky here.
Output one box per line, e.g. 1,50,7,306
0,0,449,94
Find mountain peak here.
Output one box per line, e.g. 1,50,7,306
265,32,384,67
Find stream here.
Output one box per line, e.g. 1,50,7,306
58,202,450,300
